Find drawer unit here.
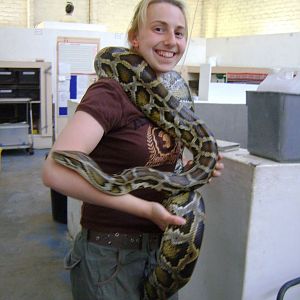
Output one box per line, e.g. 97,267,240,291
18,85,40,100
0,85,18,98
0,69,18,84
0,61,52,149
0,85,39,100
0,68,40,85
18,68,40,84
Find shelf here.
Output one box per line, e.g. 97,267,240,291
175,65,272,99
0,97,31,104
178,65,271,75
0,144,32,150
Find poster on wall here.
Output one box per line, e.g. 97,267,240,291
57,37,99,116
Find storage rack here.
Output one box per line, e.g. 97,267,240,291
176,65,271,96
0,97,34,154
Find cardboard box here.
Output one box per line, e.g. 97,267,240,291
246,91,300,162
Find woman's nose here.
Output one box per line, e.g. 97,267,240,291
164,31,176,45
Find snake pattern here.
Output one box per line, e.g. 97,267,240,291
52,47,218,299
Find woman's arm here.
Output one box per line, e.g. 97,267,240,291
42,111,185,230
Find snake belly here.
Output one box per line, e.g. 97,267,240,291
52,47,218,299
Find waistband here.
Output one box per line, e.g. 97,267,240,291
84,229,162,251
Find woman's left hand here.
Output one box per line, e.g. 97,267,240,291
184,153,224,180
212,153,224,178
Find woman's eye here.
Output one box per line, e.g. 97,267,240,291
154,27,164,33
175,32,184,39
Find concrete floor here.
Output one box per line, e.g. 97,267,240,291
0,149,73,300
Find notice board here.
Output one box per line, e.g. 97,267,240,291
56,37,99,116
57,37,99,74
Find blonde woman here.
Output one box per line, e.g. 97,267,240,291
43,0,223,299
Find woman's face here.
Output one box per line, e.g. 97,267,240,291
131,2,187,75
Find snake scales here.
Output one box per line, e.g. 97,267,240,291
52,47,218,299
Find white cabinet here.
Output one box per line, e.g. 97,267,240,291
0,61,53,149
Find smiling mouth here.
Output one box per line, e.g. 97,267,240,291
155,50,175,58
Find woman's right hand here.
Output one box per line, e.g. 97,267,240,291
150,202,186,231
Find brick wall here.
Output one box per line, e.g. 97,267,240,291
202,0,300,37
0,0,202,35
0,0,27,27
0,0,300,37
89,0,201,37
33,0,89,26
199,0,218,37
90,0,139,33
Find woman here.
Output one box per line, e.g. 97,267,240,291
43,0,224,299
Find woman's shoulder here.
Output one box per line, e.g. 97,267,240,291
77,77,143,132
80,77,130,108
88,77,125,94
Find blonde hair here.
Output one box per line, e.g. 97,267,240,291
127,0,188,47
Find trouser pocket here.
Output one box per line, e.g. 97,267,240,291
64,231,123,300
64,249,81,270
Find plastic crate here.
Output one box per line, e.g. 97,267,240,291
0,123,29,147
246,91,300,162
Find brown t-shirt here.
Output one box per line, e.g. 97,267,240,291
76,78,181,233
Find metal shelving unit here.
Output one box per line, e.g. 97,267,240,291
0,97,34,154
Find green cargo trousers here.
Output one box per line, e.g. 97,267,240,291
64,230,178,300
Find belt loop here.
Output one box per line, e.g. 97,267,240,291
82,228,88,240
142,233,149,251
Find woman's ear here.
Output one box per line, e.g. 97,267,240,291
132,39,139,49
128,30,139,49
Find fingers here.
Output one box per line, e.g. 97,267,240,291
185,155,224,176
213,166,223,177
208,154,224,182
154,153,225,230
213,154,224,177
170,215,186,226
183,160,193,171
159,215,186,231
151,202,186,230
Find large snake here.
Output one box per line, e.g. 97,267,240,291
52,47,218,299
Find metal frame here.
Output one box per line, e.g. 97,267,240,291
0,97,34,154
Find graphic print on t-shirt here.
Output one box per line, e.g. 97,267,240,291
145,125,181,167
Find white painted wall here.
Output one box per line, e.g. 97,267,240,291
178,37,207,67
206,32,300,69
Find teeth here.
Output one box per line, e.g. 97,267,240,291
156,50,174,58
